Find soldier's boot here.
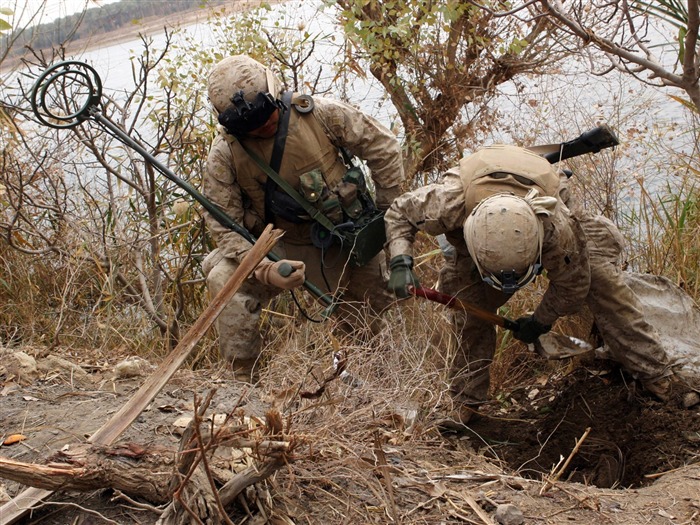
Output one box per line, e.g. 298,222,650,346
229,357,259,383
434,404,482,432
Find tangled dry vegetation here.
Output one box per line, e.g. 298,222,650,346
2,251,700,524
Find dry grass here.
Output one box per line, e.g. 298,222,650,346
204,286,608,523
255,265,594,433
246,302,473,522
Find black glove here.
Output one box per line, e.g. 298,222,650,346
512,314,552,344
388,255,420,299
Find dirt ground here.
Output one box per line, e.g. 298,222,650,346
469,363,700,489
1,344,699,525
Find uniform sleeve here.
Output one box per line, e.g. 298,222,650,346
312,97,404,209
202,134,251,264
384,169,466,259
534,205,591,326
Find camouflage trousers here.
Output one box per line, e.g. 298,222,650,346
203,240,393,378
441,214,672,405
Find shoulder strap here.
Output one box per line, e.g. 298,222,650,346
264,91,292,223
269,91,293,173
241,146,337,232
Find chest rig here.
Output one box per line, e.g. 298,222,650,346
223,93,385,267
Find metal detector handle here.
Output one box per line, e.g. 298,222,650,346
277,262,294,277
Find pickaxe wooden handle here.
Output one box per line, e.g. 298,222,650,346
408,285,520,331
409,286,596,360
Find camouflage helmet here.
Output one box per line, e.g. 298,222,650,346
207,55,285,135
463,193,543,294
207,55,282,114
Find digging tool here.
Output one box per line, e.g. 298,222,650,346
408,285,520,331
408,285,594,359
28,60,336,314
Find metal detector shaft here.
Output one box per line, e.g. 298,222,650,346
89,109,335,310
408,285,519,331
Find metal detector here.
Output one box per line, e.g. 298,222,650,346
29,60,336,313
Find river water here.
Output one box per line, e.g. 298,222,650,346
12,0,697,203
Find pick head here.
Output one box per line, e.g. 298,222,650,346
30,60,102,129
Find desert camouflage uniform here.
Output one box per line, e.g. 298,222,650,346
385,156,671,405
203,95,403,375
560,184,672,388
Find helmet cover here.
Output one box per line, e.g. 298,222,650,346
463,193,543,294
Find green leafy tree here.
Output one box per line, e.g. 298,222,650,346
324,0,576,180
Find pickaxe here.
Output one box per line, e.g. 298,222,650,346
408,285,594,359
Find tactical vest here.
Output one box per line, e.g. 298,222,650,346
221,96,347,224
460,144,560,213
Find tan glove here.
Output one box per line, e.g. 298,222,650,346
254,259,306,290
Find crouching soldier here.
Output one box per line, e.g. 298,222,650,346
384,144,683,426
202,55,404,380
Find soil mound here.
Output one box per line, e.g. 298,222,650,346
466,364,700,489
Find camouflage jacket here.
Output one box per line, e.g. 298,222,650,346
384,167,591,326
203,96,404,263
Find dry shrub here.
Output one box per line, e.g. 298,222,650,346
0,245,94,346
256,247,598,433
625,176,700,299
245,285,593,521
260,295,455,422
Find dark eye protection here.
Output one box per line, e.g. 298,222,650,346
218,91,283,135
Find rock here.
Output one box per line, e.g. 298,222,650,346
114,357,152,379
682,391,700,409
494,503,524,525
1,351,38,385
37,355,90,385
0,483,10,504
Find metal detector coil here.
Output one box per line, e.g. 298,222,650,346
30,61,102,129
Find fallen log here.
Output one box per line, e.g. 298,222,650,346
0,412,294,525
0,444,174,504
0,442,289,525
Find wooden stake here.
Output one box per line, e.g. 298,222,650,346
0,225,281,525
540,426,592,494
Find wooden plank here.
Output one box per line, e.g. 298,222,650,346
0,225,280,525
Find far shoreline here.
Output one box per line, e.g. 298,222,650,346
1,0,282,73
